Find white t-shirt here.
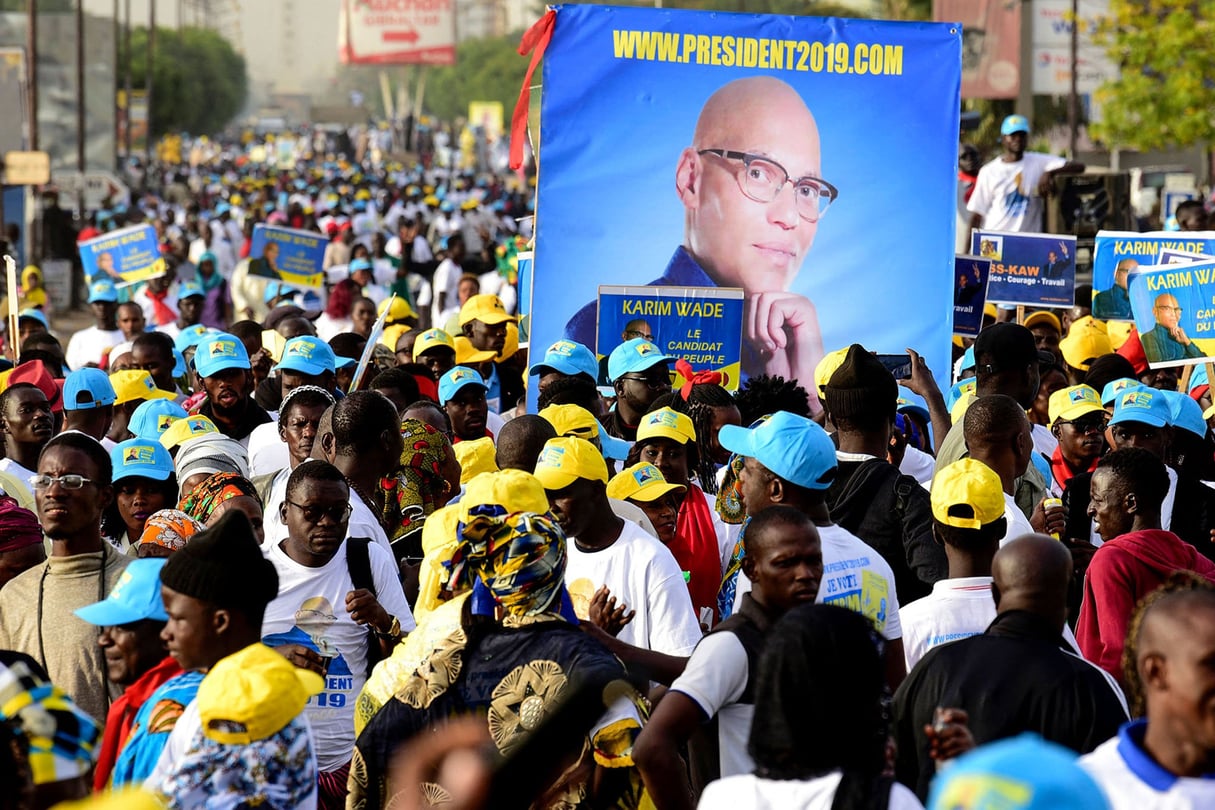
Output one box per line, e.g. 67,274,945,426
670,631,753,778
1000,492,1037,547
247,420,289,478
0,459,35,492
899,446,936,486
1031,423,1059,458
261,538,415,771
967,152,1067,233
431,257,464,324
66,325,124,370
699,771,924,810
565,518,703,656
263,489,392,556
1080,728,1215,810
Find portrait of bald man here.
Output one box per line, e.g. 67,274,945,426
564,76,835,404
1140,292,1204,363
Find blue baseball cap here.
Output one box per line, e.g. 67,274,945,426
276,336,336,377
597,422,631,461
946,377,977,412
960,345,975,373
194,333,251,378
129,399,188,440
718,411,838,491
264,281,297,305
111,437,175,482
88,280,119,304
438,366,487,405
928,734,1108,810
1110,387,1171,428
896,386,930,423
74,558,170,625
18,308,48,329
172,347,186,377
1160,389,1207,438
1001,114,1031,135
1100,377,1141,406
178,280,205,300
349,258,373,276
174,324,216,354
607,338,675,382
530,339,598,381
63,368,116,410
335,355,356,370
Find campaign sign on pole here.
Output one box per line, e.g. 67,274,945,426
248,225,326,289
79,225,165,286
1091,230,1215,321
596,285,745,390
1162,190,1197,223
953,255,990,338
532,5,961,411
338,0,456,65
969,230,1076,307
1127,259,1215,369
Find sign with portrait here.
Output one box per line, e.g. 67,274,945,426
79,224,165,286
1091,230,1215,321
952,255,990,338
1127,258,1215,368
247,224,326,288
970,230,1076,307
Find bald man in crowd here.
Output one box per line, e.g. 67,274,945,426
565,76,834,404
893,534,1127,799
1140,293,1204,363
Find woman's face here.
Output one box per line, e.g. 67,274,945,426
116,477,169,538
637,492,680,545
352,300,376,333
707,404,743,465
207,496,265,544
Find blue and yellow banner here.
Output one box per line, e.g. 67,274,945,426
970,230,1076,308
953,255,990,338
79,224,165,287
1128,258,1215,369
596,285,744,390
248,224,326,288
530,4,961,410
1091,230,1215,321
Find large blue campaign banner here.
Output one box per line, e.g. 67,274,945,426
1091,230,1215,321
532,5,961,410
80,225,166,286
248,225,326,288
970,230,1076,307
1127,259,1215,368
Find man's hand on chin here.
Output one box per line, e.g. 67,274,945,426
744,291,824,411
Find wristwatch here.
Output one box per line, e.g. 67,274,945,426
376,615,402,640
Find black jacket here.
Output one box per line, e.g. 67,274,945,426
893,610,1127,800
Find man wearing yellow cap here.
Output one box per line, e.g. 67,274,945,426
459,293,523,414
1045,385,1107,499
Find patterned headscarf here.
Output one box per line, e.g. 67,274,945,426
446,511,571,620
0,496,42,552
137,509,204,553
383,419,454,541
0,658,100,785
178,473,260,524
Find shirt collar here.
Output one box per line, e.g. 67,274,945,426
662,246,717,287
1114,719,1215,790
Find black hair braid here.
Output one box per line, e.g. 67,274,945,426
679,383,734,495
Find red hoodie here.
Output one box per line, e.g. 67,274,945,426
1077,529,1215,679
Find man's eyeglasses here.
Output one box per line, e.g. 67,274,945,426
1155,305,1183,315
1060,416,1108,435
286,501,353,524
623,329,654,342
618,374,671,391
698,149,838,222
30,474,94,490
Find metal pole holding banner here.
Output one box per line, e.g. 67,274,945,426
145,0,154,167
349,295,394,393
1067,0,1078,159
5,255,18,363
76,0,85,177
123,0,131,163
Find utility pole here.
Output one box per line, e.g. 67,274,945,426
113,0,119,170
76,0,85,175
123,0,131,163
146,0,154,167
26,0,37,152
1067,0,1079,158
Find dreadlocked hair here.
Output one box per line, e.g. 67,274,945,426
734,374,811,426
1121,571,1215,718
663,383,735,494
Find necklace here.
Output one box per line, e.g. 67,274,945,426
345,474,391,533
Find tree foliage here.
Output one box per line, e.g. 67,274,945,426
1091,1,1215,151
126,26,247,138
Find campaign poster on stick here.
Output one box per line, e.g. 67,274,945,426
530,5,961,411
596,285,745,390
1127,259,1215,369
1091,230,1215,321
248,225,326,288
79,225,165,286
969,230,1075,307
953,255,990,338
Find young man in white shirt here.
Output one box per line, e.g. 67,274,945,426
261,460,414,808
1080,582,1215,810
634,506,824,810
534,436,703,685
66,280,124,370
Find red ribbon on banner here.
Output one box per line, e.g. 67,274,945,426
509,9,556,171
676,358,723,400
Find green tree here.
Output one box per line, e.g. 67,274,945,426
424,34,531,123
127,25,247,138
1091,1,1215,151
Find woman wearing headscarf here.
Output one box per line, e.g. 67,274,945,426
381,419,461,547
0,496,45,590
173,432,251,497
349,500,647,810
195,252,232,330
697,604,921,810
135,509,203,558
177,471,264,544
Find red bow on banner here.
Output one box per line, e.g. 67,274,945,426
509,9,556,171
676,358,723,400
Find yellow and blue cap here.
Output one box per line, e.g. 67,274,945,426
718,411,837,491
275,336,336,377
1100,377,1140,406
63,368,116,410
194,333,251,378
530,339,597,381
159,414,219,450
74,558,169,625
438,365,487,405
607,337,675,382
1111,388,1171,428
1047,385,1104,425
931,459,1006,530
533,436,609,490
1000,114,1031,135
87,279,118,304
112,437,175,482
109,370,176,406
607,462,685,503
129,399,188,440
197,643,323,745
637,407,696,445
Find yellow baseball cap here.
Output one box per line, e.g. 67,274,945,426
950,391,976,425
460,469,550,524
533,437,608,490
501,321,520,360
379,323,413,352
109,370,177,406
159,414,219,450
1048,385,1104,424
814,347,849,399
1022,310,1062,333
454,436,498,484
607,462,686,502
454,336,497,365
1059,316,1112,372
196,643,322,745
538,403,599,441
413,328,456,360
636,407,696,445
931,459,1006,530
458,293,516,327
377,296,417,323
